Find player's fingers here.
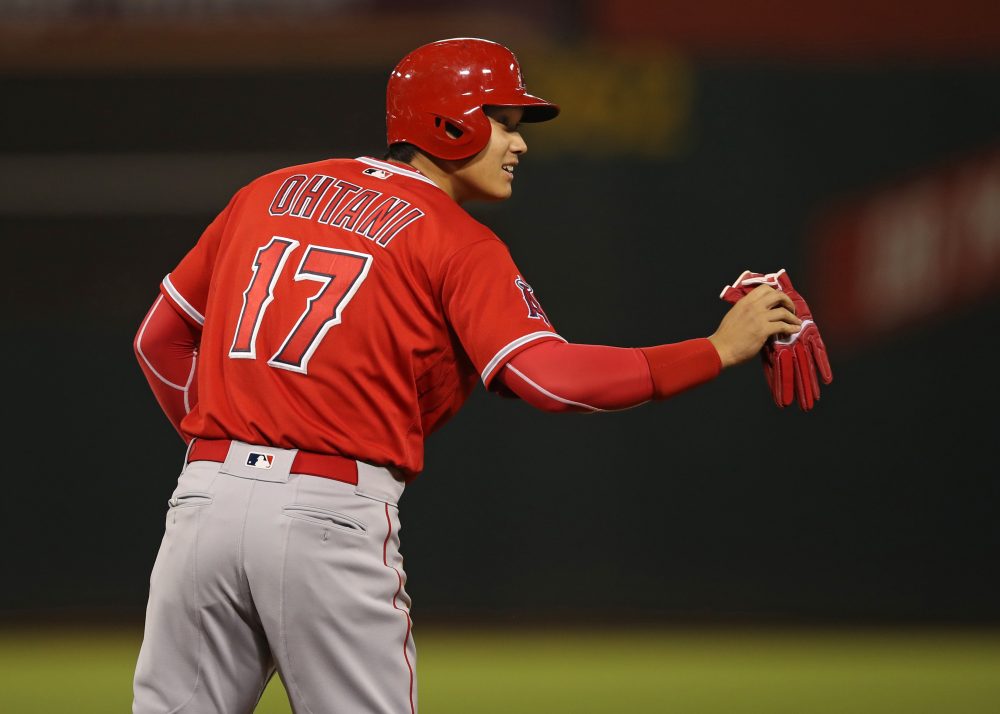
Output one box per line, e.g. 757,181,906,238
744,284,777,303
775,292,797,315
749,285,797,314
767,307,802,326
765,317,802,340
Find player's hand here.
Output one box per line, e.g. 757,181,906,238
708,284,802,368
719,268,834,410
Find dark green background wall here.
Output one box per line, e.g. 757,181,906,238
4,61,998,622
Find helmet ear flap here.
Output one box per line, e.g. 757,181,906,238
424,112,483,157
433,116,465,141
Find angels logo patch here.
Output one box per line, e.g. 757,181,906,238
515,276,550,326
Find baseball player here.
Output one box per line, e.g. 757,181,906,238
131,38,804,714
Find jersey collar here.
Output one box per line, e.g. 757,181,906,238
355,157,442,190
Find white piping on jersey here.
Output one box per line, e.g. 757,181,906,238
135,295,198,413
355,157,441,189
505,364,603,413
162,274,205,326
481,331,566,385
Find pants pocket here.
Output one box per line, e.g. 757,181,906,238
167,491,214,509
283,504,368,536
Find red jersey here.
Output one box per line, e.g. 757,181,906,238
161,157,563,478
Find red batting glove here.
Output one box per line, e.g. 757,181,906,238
719,269,833,411
771,270,833,410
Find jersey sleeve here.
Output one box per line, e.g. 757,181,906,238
160,188,244,326
440,238,564,388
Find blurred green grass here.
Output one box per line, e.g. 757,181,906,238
1,625,998,713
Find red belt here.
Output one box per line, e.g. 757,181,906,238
188,439,359,486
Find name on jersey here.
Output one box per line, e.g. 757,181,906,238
268,173,424,249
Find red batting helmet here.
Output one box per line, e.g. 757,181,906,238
386,38,559,161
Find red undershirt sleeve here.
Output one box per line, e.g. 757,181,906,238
497,338,721,413
639,339,722,399
133,294,202,442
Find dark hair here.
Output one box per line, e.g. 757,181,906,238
384,143,418,163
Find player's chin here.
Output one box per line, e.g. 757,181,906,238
484,182,514,201
465,179,513,203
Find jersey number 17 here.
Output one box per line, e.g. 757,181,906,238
229,235,373,375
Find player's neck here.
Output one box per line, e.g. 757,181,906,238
406,154,463,204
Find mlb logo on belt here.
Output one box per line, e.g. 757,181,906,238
247,452,274,469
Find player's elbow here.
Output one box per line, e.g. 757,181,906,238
133,324,148,366
132,326,143,359
522,394,594,413
134,317,166,370
499,367,600,414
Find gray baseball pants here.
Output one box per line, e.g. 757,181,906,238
132,441,416,714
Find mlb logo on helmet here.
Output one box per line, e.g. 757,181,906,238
247,452,274,469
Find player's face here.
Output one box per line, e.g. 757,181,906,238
450,106,527,203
